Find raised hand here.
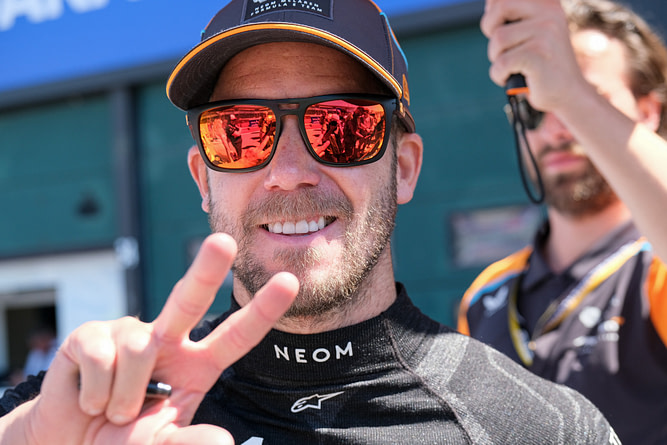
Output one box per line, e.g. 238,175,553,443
1,233,298,444
481,0,588,113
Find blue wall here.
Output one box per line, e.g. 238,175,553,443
0,0,475,94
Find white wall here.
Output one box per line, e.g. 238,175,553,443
0,250,127,371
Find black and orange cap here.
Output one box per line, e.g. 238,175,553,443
166,0,415,132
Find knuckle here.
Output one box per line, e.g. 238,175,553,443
70,321,115,363
84,340,117,367
122,329,155,359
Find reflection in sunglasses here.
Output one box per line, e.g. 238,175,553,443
307,102,386,165
193,96,393,172
200,106,276,169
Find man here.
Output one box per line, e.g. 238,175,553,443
21,327,58,381
0,0,619,443
225,114,243,160
458,0,667,443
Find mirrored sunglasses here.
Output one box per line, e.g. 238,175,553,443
186,94,398,172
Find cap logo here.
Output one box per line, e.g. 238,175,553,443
243,0,333,21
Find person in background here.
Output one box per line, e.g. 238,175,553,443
225,114,243,160
0,0,619,443
22,327,58,380
458,0,667,443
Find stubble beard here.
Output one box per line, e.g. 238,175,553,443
207,168,397,319
538,144,619,218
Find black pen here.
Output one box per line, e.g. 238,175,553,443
145,380,172,399
78,377,172,400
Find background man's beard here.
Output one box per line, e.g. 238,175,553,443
208,176,398,319
540,154,619,217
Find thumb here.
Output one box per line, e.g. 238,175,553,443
157,424,235,445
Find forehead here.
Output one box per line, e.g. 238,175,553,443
571,29,631,95
211,42,388,101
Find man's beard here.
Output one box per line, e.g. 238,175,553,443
207,168,397,319
536,143,619,217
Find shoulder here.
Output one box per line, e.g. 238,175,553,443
426,332,618,443
647,255,667,345
466,247,532,298
457,247,531,334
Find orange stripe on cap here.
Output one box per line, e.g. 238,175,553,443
648,257,667,346
167,23,403,101
367,0,383,13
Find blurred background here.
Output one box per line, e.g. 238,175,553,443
0,0,665,386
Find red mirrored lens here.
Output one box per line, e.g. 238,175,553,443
304,99,386,164
199,105,276,169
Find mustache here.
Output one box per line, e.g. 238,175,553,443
242,188,353,226
537,142,586,162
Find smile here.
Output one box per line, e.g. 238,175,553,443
265,216,333,235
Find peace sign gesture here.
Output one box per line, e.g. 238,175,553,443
0,233,298,444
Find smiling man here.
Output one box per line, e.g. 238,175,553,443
0,0,619,443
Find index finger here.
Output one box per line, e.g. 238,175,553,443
481,0,508,38
481,0,530,38
153,233,237,342
202,271,299,368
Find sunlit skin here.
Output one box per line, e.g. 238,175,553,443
526,30,643,179
188,42,422,333
519,29,645,266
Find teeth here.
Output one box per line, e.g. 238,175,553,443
283,222,296,234
268,216,328,234
295,221,309,234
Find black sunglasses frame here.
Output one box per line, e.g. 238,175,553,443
503,97,545,131
186,94,398,173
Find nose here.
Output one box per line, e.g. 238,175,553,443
263,116,321,191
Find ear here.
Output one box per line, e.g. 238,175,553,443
187,145,211,213
395,132,423,205
637,91,663,132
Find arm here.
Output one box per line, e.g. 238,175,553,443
0,233,298,445
482,0,667,262
556,87,667,262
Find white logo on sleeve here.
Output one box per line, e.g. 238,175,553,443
291,392,345,413
483,286,508,316
578,306,602,328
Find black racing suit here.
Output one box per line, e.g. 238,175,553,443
1,284,619,444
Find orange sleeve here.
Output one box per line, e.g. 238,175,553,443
457,247,532,336
648,257,667,346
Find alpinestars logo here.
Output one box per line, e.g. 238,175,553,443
291,392,344,413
